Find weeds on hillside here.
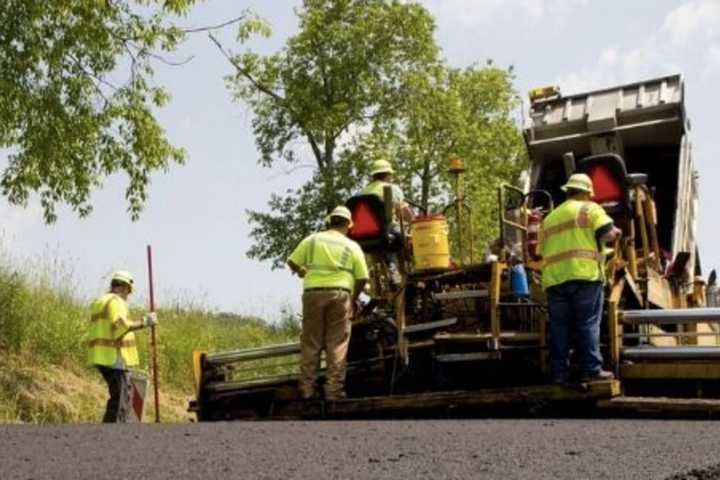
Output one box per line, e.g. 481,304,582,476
0,252,301,423
0,260,85,366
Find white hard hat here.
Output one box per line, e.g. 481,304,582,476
370,159,394,176
327,205,354,229
561,173,594,196
111,271,135,292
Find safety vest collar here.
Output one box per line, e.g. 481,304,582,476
90,294,121,322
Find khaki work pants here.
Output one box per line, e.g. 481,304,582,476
300,289,352,397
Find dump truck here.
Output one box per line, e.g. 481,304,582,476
190,74,720,420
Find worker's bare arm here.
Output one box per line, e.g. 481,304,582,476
400,203,415,223
600,226,622,244
125,313,158,333
287,260,307,278
353,279,368,302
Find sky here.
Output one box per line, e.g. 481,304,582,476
2,0,719,320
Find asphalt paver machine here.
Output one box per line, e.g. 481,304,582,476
191,74,720,420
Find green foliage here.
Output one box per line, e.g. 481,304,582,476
0,0,197,222
227,0,526,267
364,63,527,257
224,0,439,267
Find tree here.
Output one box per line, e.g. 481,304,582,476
0,0,199,222
362,63,526,258
224,0,526,268
219,0,439,268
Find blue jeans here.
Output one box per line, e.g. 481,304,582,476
547,281,604,382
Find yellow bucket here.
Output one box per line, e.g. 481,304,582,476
411,215,450,271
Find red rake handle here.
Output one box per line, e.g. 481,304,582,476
147,245,161,423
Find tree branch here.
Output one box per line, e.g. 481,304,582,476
126,41,195,66
209,33,327,169
183,15,248,33
68,54,119,93
208,32,286,103
267,162,316,180
306,132,324,169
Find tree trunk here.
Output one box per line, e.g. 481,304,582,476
421,156,431,214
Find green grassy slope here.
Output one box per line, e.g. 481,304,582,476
0,258,299,423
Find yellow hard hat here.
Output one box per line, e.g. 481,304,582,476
111,270,135,292
561,173,594,196
327,205,354,229
370,159,394,176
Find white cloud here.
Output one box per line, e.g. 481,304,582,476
420,0,587,29
663,0,720,46
555,0,720,94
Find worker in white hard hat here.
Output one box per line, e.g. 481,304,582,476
540,173,621,384
362,159,414,223
361,158,414,285
87,271,158,422
287,206,369,401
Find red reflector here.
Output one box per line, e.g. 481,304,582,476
350,202,381,238
588,165,623,203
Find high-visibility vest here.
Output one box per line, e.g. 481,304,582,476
86,293,139,368
540,199,613,290
287,230,369,292
361,181,404,203
361,181,405,223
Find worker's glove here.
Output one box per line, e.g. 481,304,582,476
142,312,159,328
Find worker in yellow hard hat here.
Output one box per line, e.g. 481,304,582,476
287,206,369,401
87,271,158,422
539,173,621,384
361,158,414,285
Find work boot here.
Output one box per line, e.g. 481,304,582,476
580,370,615,383
324,390,347,402
299,385,317,400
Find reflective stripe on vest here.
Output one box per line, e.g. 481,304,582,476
88,338,137,349
541,205,590,240
540,201,604,290
90,298,128,327
307,235,354,274
87,295,139,367
543,249,603,266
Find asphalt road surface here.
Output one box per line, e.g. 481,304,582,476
2,420,720,480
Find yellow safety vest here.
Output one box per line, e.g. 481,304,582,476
86,293,139,368
540,199,613,290
288,230,369,292
361,180,405,203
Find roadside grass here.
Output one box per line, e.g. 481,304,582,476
0,254,300,423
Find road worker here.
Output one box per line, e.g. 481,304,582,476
287,206,369,401
87,271,158,422
540,173,621,384
361,159,414,285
